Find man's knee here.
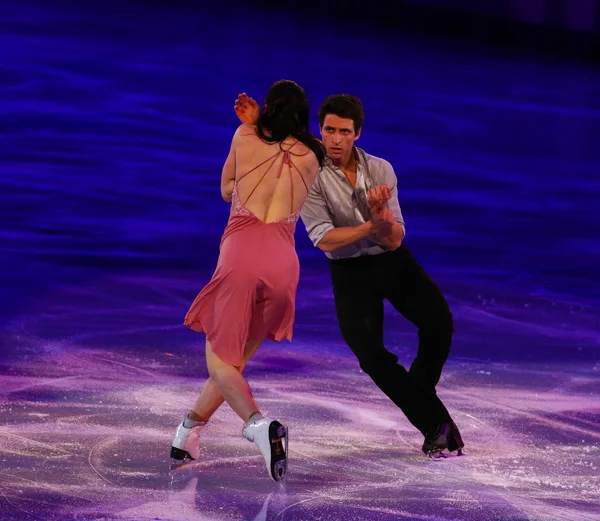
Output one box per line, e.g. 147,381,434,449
416,307,453,361
422,305,454,336
357,350,400,376
444,307,454,333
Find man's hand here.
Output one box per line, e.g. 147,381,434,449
367,185,393,229
367,185,392,214
234,93,260,125
372,206,395,236
367,185,403,249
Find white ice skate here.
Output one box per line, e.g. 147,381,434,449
242,416,288,483
170,418,207,461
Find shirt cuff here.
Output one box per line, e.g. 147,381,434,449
308,222,335,247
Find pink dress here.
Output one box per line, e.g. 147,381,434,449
183,144,308,366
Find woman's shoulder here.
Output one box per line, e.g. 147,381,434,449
231,124,259,146
234,123,257,137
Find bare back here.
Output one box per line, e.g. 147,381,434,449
232,124,320,223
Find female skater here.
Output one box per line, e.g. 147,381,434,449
170,80,325,482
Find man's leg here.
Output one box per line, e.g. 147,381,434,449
383,247,454,389
330,258,450,435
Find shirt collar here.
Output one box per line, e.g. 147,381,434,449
324,146,363,171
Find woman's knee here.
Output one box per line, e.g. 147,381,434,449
206,345,238,383
241,338,263,366
207,361,226,383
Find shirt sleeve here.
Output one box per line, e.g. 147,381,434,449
382,160,406,234
300,177,335,247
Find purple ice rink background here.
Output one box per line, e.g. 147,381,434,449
1,1,599,520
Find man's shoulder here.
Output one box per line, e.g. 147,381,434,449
357,148,395,174
306,166,327,195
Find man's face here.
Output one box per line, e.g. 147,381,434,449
320,114,361,164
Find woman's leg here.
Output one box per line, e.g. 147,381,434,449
171,339,265,460
193,338,287,481
187,378,224,423
201,338,264,422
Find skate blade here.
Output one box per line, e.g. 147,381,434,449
271,425,288,485
427,449,448,460
170,446,194,461
428,448,466,460
446,444,466,457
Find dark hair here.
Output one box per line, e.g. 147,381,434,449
318,94,365,133
256,80,325,167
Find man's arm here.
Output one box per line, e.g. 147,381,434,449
318,222,377,252
373,161,406,250
374,214,404,251
301,179,378,252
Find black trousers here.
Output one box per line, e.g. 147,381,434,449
329,245,454,435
